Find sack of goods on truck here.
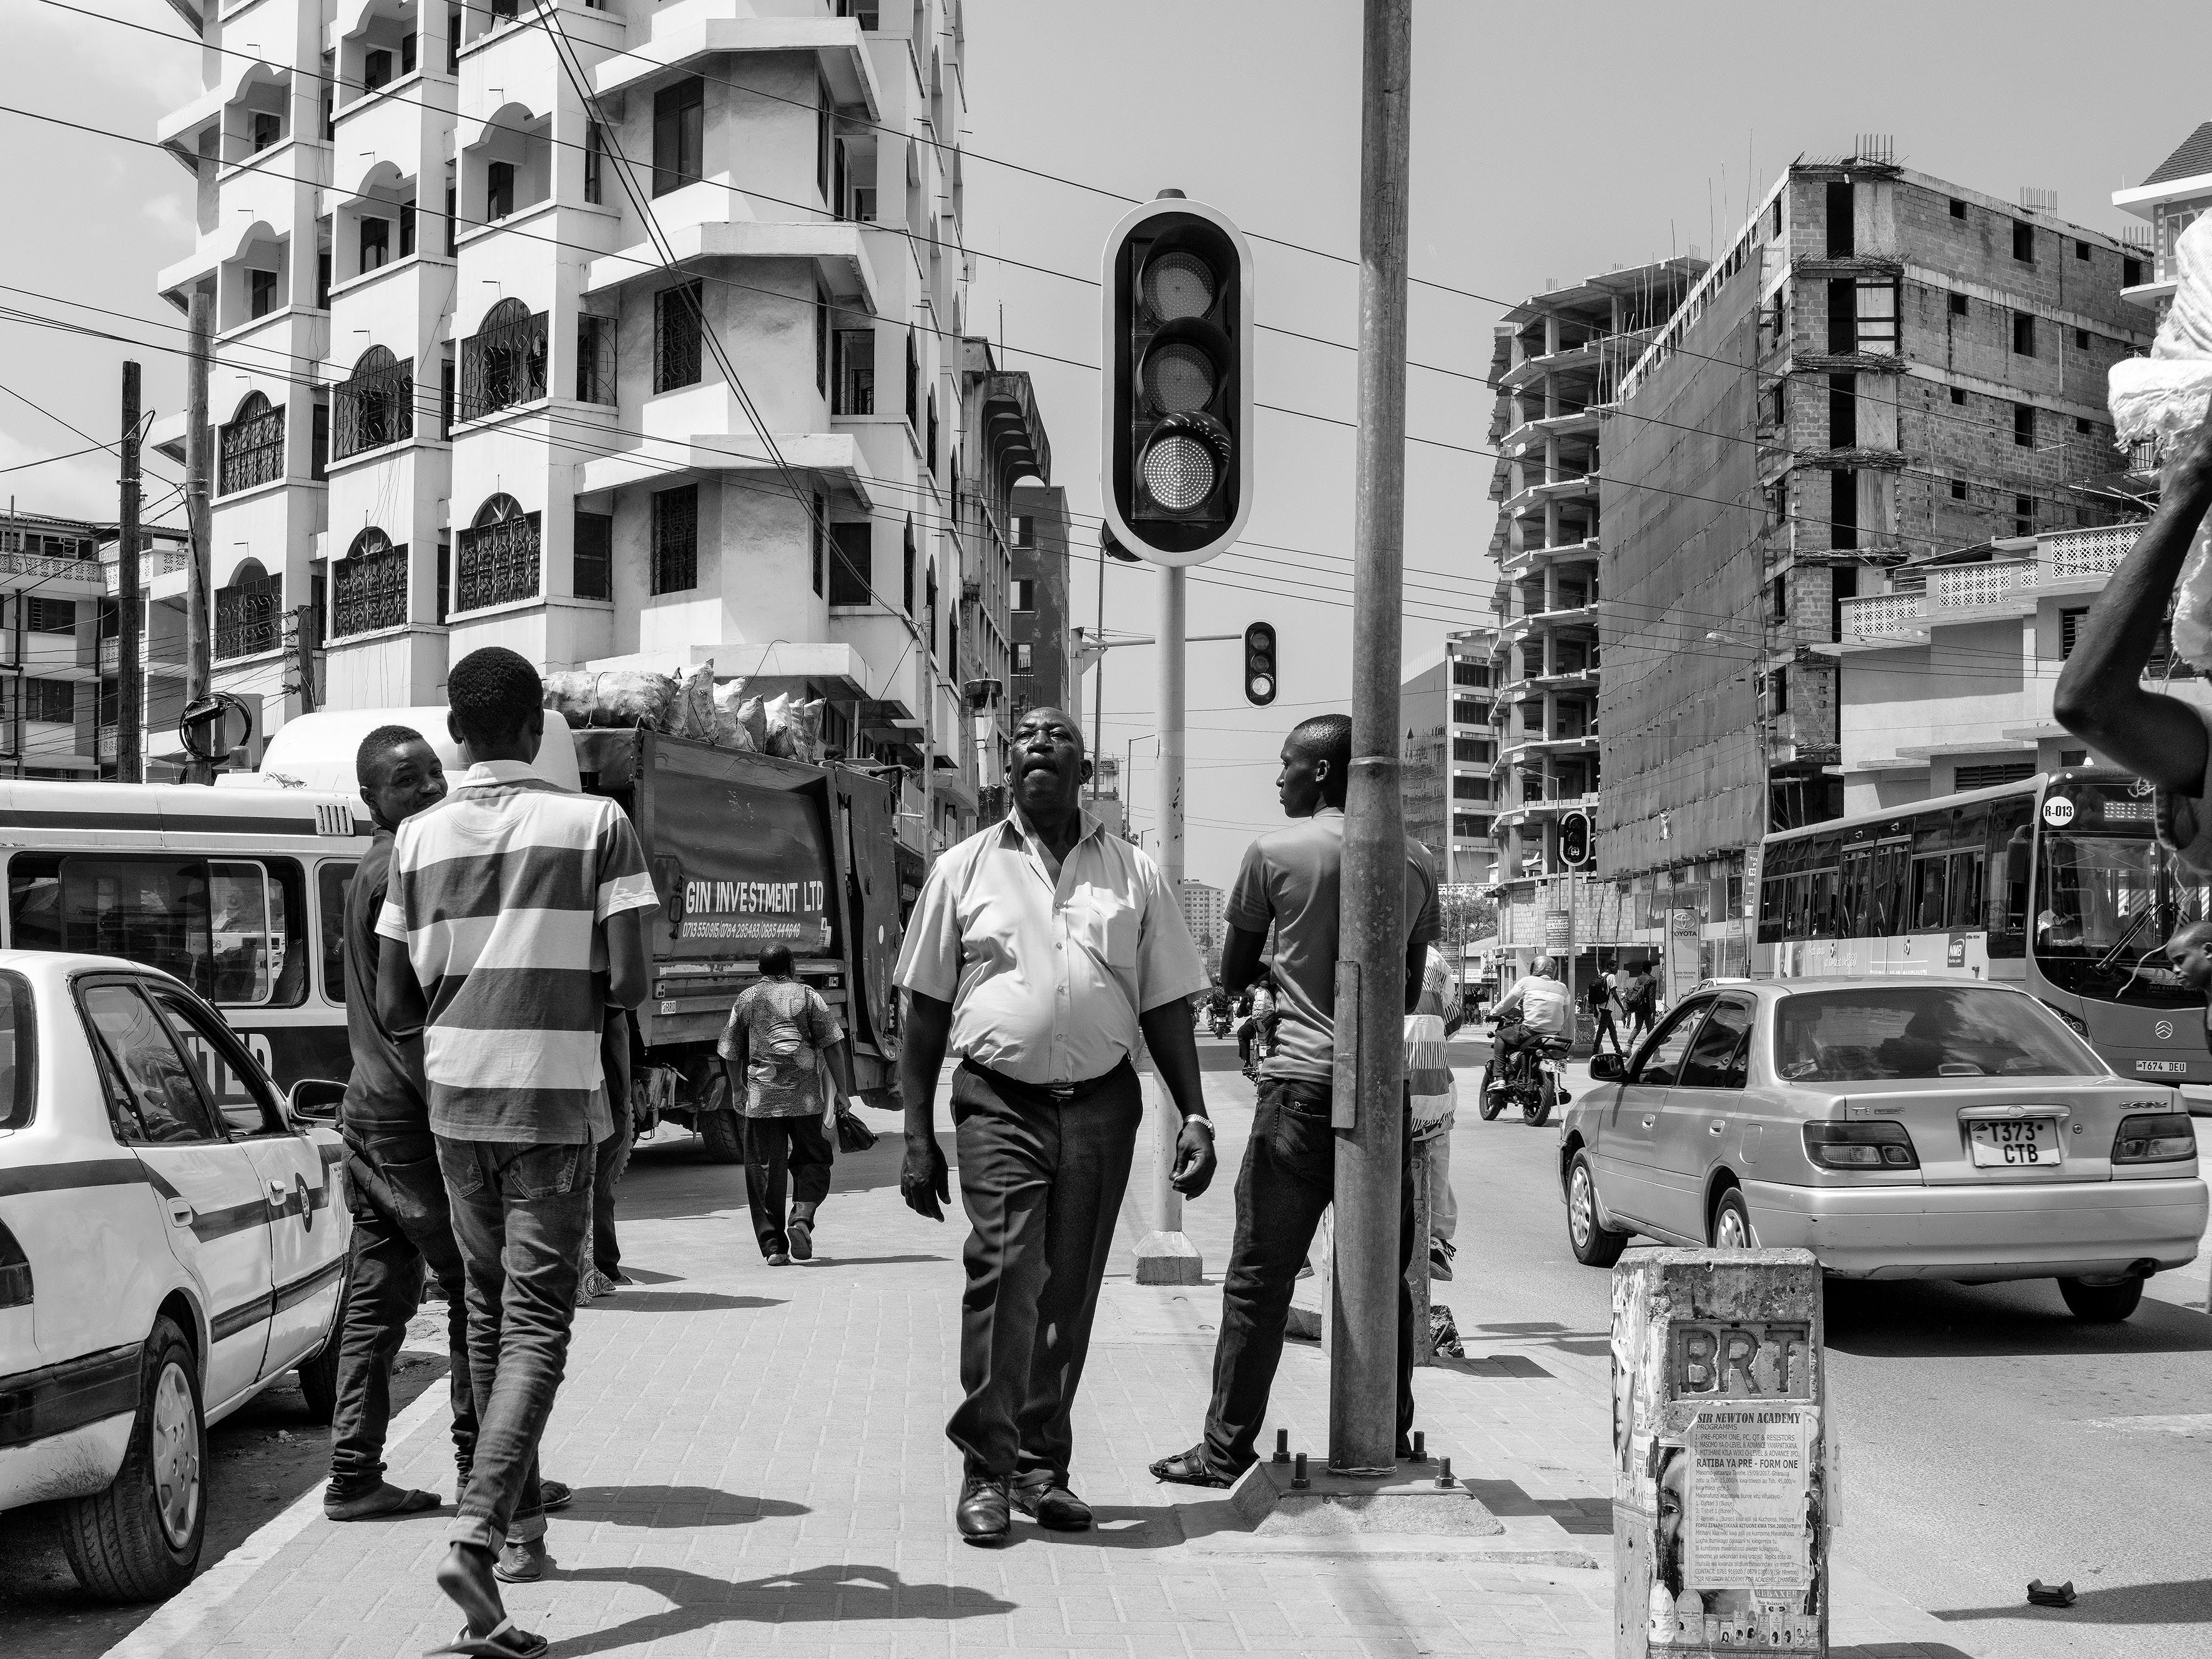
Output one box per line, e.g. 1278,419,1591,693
2110,212,2212,666
543,662,827,764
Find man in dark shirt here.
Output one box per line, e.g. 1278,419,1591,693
325,726,524,1521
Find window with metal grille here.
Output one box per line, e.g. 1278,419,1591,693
215,563,283,659
25,598,73,634
1955,761,2035,791
652,77,702,197
650,486,697,596
573,510,611,601
332,347,414,460
576,315,616,405
2012,311,2037,357
330,527,408,637
833,328,873,415
457,300,546,421
653,283,702,392
218,392,284,495
2060,607,2089,657
2013,403,2035,448
828,521,872,606
454,495,540,611
1013,642,1033,674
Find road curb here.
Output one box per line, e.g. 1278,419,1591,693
99,1371,456,1659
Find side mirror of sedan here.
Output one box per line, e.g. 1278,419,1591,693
1588,1053,1626,1083
287,1078,347,1125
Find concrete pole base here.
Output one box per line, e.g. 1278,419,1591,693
1133,1229,1204,1285
1227,1459,1502,1538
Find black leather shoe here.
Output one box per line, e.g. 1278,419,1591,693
955,1475,1010,1545
1011,1475,1093,1531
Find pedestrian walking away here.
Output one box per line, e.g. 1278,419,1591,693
893,705,1216,1547
377,646,657,1655
1150,712,1441,1489
323,725,463,1523
1586,961,1625,1058
581,1007,637,1300
1620,960,1658,1043
720,941,857,1264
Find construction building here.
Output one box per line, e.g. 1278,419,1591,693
1399,624,1504,889
1481,260,1704,992
1176,878,1226,955
1009,482,1072,721
1598,147,2152,992
150,0,1035,863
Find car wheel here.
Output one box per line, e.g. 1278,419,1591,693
60,1316,205,1602
2057,1275,2144,1322
1477,1064,1506,1121
1566,1151,1630,1268
699,1073,745,1163
1710,1188,1755,1251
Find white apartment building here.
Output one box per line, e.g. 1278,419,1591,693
154,0,1028,857
1176,878,1224,954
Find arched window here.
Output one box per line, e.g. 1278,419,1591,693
218,393,285,496
332,345,413,460
332,526,408,638
458,299,546,421
454,493,539,612
214,557,283,661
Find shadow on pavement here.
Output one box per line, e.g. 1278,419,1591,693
545,1563,1016,1654
556,1485,809,1528
795,1254,951,1268
584,1291,783,1314
1825,1276,2212,1359
1933,1577,2212,1626
1833,1648,1977,1658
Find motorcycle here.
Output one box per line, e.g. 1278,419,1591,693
1208,1004,1234,1040
1479,1011,1573,1128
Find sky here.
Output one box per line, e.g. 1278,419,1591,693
4,0,2208,887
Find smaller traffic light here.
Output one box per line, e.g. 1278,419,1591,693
1559,809,1593,869
1243,621,1277,706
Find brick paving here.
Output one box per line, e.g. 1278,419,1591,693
108,1064,1985,1659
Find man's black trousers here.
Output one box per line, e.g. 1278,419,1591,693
1202,1075,1415,1475
946,1058,1142,1484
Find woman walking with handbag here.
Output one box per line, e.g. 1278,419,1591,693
719,943,858,1264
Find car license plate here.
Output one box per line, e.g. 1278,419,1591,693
2137,1060,2190,1076
1968,1118,2062,1167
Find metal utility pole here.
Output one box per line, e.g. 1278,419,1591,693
292,604,318,714
116,361,144,784
185,294,214,708
1330,0,1413,1475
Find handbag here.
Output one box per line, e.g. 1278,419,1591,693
835,1103,877,1154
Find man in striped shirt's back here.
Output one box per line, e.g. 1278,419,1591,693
376,646,656,1654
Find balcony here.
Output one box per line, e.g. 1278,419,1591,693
330,534,410,638
456,303,547,426
331,351,415,461
453,505,541,613
214,574,285,661
1500,535,1600,577
1836,523,2143,649
1502,731,1599,765
1505,600,1600,641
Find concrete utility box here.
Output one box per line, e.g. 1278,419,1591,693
1613,1248,1830,1655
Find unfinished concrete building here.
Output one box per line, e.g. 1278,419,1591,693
1598,150,2153,962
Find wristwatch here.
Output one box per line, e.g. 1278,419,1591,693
1184,1114,1216,1135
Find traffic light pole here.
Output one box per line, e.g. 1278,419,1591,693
1330,0,1413,1476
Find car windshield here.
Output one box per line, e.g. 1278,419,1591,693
2035,830,2212,1008
1774,986,2104,1082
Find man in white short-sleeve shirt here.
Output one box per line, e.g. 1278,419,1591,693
893,706,1214,1547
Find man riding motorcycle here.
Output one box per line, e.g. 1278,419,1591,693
1487,958,1573,1094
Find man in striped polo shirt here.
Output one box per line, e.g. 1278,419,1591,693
376,646,656,1655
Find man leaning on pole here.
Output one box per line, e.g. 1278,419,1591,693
893,705,1217,1546
1150,712,1440,1489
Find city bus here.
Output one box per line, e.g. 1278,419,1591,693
1752,768,2212,1095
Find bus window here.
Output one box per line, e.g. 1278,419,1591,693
1871,844,1909,933
1809,868,1837,937
1840,849,1874,937
318,862,355,1004
1990,804,2033,953
1758,874,1785,942
1948,849,1986,932
209,863,273,1003
1912,857,1949,931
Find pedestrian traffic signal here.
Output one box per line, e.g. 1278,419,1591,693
1101,192,1253,567
1243,622,1277,706
1560,810,1593,869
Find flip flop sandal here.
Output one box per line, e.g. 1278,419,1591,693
788,1221,814,1261
539,1480,574,1513
425,1617,548,1658
1148,1448,1233,1489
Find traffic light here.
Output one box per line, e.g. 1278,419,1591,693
1559,810,1593,869
1243,621,1277,706
1101,192,1254,567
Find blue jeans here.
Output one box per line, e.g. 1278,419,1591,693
1202,1075,1415,1475
435,1136,592,1550
328,1131,475,1500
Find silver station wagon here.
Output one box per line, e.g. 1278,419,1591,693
1558,978,2209,1321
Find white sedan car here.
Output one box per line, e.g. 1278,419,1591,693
0,951,350,1600
1559,978,2209,1321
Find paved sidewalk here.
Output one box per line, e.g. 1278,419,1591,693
102,1063,1980,1659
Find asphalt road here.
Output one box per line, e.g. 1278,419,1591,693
1462,1059,2212,1659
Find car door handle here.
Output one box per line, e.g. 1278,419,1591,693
1641,1115,1656,1129
167,1199,195,1226
1709,1121,1726,1136
267,1181,288,1211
